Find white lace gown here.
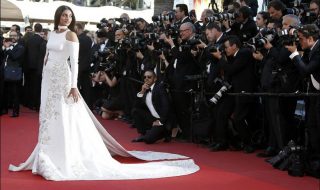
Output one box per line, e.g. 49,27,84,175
8,30,199,181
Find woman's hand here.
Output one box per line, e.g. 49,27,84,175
68,88,81,103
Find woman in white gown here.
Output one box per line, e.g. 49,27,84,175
8,5,199,181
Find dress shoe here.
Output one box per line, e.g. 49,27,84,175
210,143,228,152
256,146,278,158
164,136,171,143
10,113,19,118
1,110,8,115
131,136,144,143
229,143,243,151
243,145,255,154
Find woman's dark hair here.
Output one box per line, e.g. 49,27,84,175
258,11,270,24
54,5,76,32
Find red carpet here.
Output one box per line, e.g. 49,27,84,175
1,108,319,190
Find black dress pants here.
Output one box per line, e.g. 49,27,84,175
4,80,20,114
132,107,167,144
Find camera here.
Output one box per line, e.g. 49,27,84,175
205,12,239,23
181,38,202,51
278,27,299,46
245,35,275,51
96,18,108,29
95,46,117,72
98,60,117,72
207,44,225,53
209,79,232,104
152,12,175,22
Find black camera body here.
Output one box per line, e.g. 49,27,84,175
277,28,299,46
95,46,117,72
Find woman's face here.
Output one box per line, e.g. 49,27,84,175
59,9,72,26
256,13,266,28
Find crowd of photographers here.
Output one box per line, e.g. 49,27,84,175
1,0,319,178
85,0,319,177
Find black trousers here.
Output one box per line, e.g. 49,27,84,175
232,96,255,145
212,95,234,143
132,107,167,144
264,96,297,149
172,91,191,139
4,80,20,113
120,77,139,117
78,72,94,108
306,95,320,154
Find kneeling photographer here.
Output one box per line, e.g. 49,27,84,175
285,24,320,177
92,51,124,120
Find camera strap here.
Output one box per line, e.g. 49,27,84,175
4,55,8,67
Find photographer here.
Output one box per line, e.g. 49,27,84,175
211,35,256,153
2,31,24,117
285,24,320,161
200,9,215,28
75,23,94,108
268,0,287,25
252,38,282,157
309,0,320,27
197,22,233,147
224,6,258,43
93,69,124,120
164,22,201,140
175,4,192,28
135,18,148,33
255,14,302,156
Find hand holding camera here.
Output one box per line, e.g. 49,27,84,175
136,50,144,60
252,51,264,61
285,43,298,53
211,49,222,59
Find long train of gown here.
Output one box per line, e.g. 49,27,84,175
8,30,199,180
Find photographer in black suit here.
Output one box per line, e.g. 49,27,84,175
224,6,258,43
285,24,320,157
24,23,45,110
132,70,171,144
212,35,256,153
164,22,201,140
75,23,94,108
175,4,192,27
3,31,24,117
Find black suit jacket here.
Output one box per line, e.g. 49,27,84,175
228,19,258,43
175,17,192,29
169,39,201,90
206,33,228,90
219,48,256,93
4,43,24,68
138,82,171,124
292,40,320,89
26,33,45,70
78,33,93,73
274,47,301,92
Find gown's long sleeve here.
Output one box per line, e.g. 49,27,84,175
66,40,79,88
